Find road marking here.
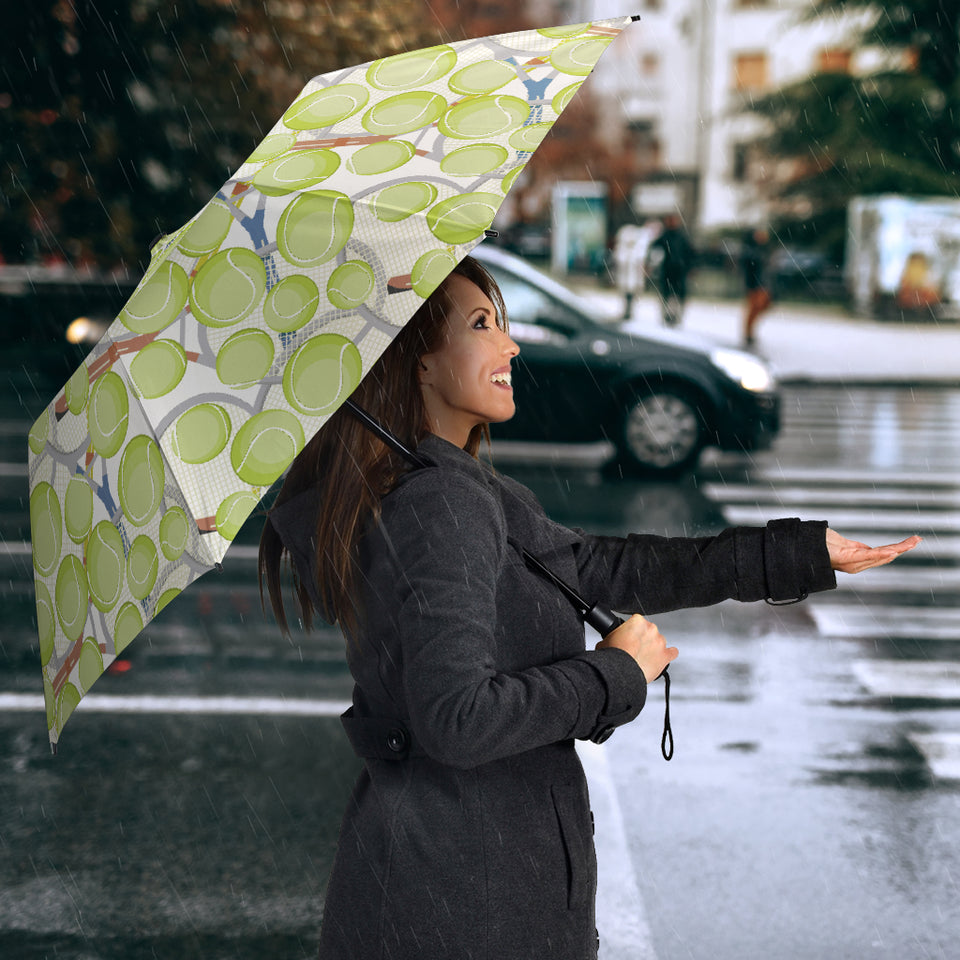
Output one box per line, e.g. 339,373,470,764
577,739,659,960
747,467,960,487
701,483,960,508
908,732,960,780
0,692,352,716
719,505,960,532
851,660,960,701
810,604,960,641
831,567,960,593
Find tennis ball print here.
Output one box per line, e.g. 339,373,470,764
64,364,89,415
178,199,233,258
427,193,500,245
440,144,509,178
126,535,159,601
367,45,457,91
327,261,375,310
159,506,189,562
28,409,49,456
282,334,363,417
30,482,62,578
129,340,188,399
216,329,275,388
448,60,515,97
64,476,94,545
552,82,583,115
550,36,613,76
347,140,416,176
119,259,189,334
55,553,88,639
411,250,457,298
118,435,165,527
263,275,320,333
58,683,82,731
231,410,305,487
282,84,369,130
372,182,437,223
36,582,55,667
86,520,125,613
170,404,231,465
113,602,143,655
215,490,260,541
509,124,552,152
246,132,295,163
87,371,129,459
276,191,353,268
439,95,530,140
189,248,267,328
252,149,341,197
362,91,447,137
77,638,103,694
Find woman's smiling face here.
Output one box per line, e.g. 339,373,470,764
418,273,520,448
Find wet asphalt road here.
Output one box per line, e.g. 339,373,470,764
2,372,959,959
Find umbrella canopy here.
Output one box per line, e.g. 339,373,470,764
27,16,636,748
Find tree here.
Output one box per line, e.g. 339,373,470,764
0,0,444,268
745,0,960,257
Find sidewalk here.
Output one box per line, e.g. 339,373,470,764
567,282,960,385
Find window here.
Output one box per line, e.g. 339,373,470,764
733,52,768,92
641,52,660,77
732,142,750,182
817,47,852,74
487,269,580,342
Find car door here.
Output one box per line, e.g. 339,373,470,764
483,265,610,443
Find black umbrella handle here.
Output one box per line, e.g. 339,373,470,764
585,600,673,761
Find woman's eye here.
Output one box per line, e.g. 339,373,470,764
473,317,490,329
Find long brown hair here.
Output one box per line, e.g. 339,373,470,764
258,255,508,641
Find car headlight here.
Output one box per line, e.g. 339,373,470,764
710,348,776,392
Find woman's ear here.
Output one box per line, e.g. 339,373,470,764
417,354,433,387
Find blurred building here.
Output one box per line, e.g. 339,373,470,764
551,0,872,235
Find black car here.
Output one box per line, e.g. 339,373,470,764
473,244,780,475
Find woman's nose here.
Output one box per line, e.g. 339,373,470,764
502,331,520,356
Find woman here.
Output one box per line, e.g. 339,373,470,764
260,256,918,960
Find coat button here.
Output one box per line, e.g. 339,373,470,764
591,724,615,744
386,727,408,753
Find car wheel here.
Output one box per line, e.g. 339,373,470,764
617,387,705,475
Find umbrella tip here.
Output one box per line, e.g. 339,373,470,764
484,229,499,239
631,15,641,22
50,742,58,757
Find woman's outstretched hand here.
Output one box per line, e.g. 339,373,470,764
596,613,678,683
826,529,921,574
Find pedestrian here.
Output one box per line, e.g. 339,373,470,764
259,255,919,960
741,226,773,347
613,223,648,319
648,212,695,327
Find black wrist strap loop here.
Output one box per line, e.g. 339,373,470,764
661,667,673,761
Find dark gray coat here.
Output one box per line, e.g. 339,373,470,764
272,433,835,960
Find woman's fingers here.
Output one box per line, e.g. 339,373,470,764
826,529,922,574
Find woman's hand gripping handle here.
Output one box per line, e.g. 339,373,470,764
594,613,678,760
596,613,678,683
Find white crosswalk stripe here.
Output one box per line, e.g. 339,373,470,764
704,386,960,779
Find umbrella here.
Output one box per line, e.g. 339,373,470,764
27,15,638,749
